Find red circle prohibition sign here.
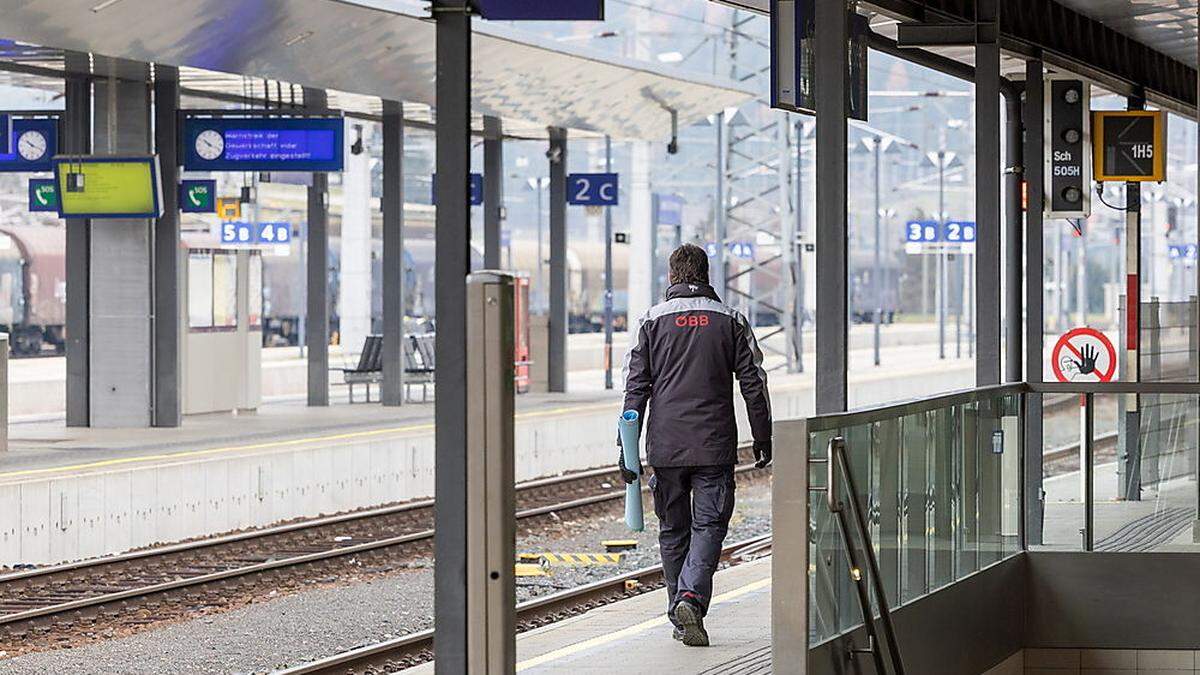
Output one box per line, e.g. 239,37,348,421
1051,327,1116,383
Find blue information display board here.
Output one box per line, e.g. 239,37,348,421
568,173,619,206
431,173,484,206
475,0,603,20
654,193,684,226
0,117,58,173
220,222,293,246
183,116,344,172
905,220,976,243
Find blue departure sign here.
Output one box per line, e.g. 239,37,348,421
220,222,292,246
183,116,344,172
475,0,603,20
432,173,484,206
0,117,58,173
568,173,619,206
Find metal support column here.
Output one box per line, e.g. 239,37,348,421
975,0,1002,386
483,116,504,270
1023,59,1045,545
1121,94,1145,501
433,1,472,670
306,87,330,407
1003,87,1024,383
152,65,181,427
713,112,727,296
64,58,91,428
814,0,850,414
382,100,406,407
603,136,615,391
547,127,568,393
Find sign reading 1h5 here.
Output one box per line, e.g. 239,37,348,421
568,173,618,206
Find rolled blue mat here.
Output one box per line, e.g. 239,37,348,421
617,410,644,532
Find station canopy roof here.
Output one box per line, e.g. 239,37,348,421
0,0,756,141
719,0,1198,115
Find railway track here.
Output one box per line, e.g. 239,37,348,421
278,533,774,674
0,448,764,648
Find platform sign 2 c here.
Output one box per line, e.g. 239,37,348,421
568,173,618,206
1051,327,1116,383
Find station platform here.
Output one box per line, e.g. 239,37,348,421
0,340,971,567
403,557,772,675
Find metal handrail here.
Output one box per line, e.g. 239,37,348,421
822,436,906,675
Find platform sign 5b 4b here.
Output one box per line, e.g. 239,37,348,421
1051,327,1116,383
220,222,292,246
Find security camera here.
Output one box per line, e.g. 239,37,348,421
546,145,562,164
667,138,679,155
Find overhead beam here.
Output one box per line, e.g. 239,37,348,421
866,0,1197,113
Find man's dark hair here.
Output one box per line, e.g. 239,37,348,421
668,243,710,286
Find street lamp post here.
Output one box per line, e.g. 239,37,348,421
872,136,883,367
603,137,615,390
527,176,550,311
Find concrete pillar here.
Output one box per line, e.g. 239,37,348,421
153,65,182,427
63,55,91,428
306,88,330,407
340,121,372,357
381,101,406,407
90,66,153,427
627,141,654,325
547,127,567,393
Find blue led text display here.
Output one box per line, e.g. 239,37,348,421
475,0,603,20
183,116,344,172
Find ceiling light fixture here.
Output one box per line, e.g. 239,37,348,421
90,0,127,12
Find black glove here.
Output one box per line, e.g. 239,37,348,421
618,449,641,484
753,439,773,469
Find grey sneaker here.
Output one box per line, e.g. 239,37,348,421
672,599,709,647
672,625,685,641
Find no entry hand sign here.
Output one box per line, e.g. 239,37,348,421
1051,327,1116,383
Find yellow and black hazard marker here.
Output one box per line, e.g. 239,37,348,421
515,557,551,577
518,550,624,564
602,539,638,553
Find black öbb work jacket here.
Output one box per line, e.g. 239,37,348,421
621,283,772,467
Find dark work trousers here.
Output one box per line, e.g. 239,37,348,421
649,464,736,621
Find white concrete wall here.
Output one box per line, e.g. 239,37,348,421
0,359,972,565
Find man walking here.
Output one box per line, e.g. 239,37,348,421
619,243,772,647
